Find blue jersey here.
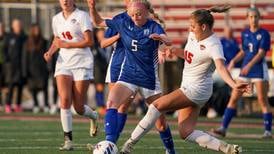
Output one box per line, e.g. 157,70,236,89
106,17,164,89
105,11,129,82
241,28,270,78
220,37,241,68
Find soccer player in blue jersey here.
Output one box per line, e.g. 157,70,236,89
212,7,272,139
87,0,176,153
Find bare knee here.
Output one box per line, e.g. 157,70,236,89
60,97,71,109
179,127,194,139
155,116,168,132
74,107,84,115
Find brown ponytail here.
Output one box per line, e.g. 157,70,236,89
191,5,231,29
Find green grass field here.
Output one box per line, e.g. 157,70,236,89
0,113,274,154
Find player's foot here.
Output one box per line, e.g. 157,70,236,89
225,144,242,154
43,106,50,113
86,143,94,151
211,127,226,137
165,149,176,154
120,138,136,154
90,111,98,137
50,105,58,115
262,131,272,139
59,140,73,151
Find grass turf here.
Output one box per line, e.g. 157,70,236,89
0,113,274,154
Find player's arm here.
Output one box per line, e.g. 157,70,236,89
241,49,265,75
227,50,244,70
100,34,120,48
87,0,106,27
54,30,93,49
215,59,250,93
44,36,59,62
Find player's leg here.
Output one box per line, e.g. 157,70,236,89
121,89,192,154
179,107,241,154
72,80,99,137
146,93,175,154
212,79,244,137
56,75,73,151
105,82,134,143
254,80,272,138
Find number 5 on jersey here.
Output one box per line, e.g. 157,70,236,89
131,40,138,51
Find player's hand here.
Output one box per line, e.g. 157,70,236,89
158,50,166,64
86,0,96,9
149,33,172,46
234,82,251,94
43,51,52,63
54,38,68,48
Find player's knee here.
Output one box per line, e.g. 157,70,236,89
179,127,194,139
74,106,84,115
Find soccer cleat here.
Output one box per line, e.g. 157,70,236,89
225,144,242,154
59,140,73,151
43,106,50,113
90,112,99,137
262,131,272,139
211,127,226,137
50,105,58,115
166,149,176,154
86,143,94,151
120,138,136,154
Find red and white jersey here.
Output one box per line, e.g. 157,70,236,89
180,32,225,104
52,8,93,70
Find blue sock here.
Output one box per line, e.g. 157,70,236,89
159,126,175,154
222,108,236,130
263,113,272,132
117,112,127,140
105,109,118,143
95,92,105,107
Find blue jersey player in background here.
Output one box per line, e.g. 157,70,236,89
212,7,272,139
87,0,176,153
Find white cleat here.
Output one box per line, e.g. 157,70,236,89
59,140,73,151
225,144,242,154
262,131,272,139
120,138,136,154
86,143,94,151
90,112,99,137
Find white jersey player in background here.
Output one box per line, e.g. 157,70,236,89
120,5,250,154
44,0,98,151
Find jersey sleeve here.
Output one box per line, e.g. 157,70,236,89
209,43,225,60
153,23,165,35
259,30,271,52
104,28,118,38
105,19,122,33
80,12,93,33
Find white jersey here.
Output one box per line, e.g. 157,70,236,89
52,8,93,70
180,32,225,104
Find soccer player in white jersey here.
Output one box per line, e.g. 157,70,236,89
43,0,98,151
121,6,250,154
212,7,272,139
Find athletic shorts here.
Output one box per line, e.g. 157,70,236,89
117,80,162,99
54,68,94,81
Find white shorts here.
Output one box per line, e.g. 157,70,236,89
179,84,212,106
117,81,162,99
54,68,94,81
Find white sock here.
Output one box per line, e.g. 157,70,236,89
131,104,161,141
83,105,98,120
60,108,72,132
186,130,223,152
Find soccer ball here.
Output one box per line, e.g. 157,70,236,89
93,140,118,154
